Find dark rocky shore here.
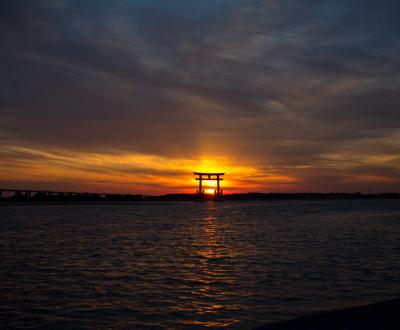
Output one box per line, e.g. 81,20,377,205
253,299,400,330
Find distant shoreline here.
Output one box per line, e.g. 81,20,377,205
0,192,399,205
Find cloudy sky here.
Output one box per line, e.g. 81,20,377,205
1,0,399,194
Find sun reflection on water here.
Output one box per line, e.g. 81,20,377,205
184,203,243,328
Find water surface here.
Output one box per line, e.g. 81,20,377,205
0,200,399,329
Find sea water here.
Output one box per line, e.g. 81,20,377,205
0,199,399,329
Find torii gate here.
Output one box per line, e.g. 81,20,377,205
193,172,225,198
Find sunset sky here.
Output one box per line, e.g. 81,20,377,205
1,0,400,194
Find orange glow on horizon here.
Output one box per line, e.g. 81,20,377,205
5,143,397,193
0,144,280,194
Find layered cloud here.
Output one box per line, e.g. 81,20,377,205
0,0,399,193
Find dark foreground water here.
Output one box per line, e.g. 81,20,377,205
0,200,399,329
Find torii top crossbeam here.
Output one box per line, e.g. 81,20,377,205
193,172,225,177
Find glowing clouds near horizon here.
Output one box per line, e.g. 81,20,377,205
0,144,274,193
0,143,398,193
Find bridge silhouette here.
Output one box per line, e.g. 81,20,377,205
0,189,101,199
0,188,144,202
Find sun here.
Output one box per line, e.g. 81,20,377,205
205,188,215,194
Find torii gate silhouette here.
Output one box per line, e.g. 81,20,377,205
193,172,225,199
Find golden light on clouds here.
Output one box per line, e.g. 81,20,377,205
0,144,284,193
0,142,398,194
